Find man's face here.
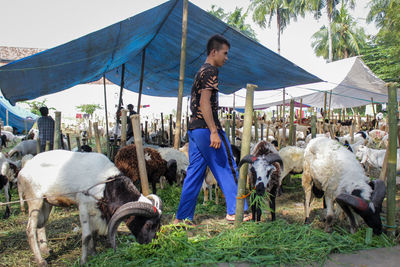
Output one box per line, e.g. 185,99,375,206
212,44,229,67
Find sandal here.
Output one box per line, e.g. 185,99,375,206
225,213,252,222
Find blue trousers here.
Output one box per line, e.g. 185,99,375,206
176,128,248,221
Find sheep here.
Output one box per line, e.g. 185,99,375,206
3,125,13,132
356,145,400,172
278,146,305,190
302,137,386,234
8,139,38,159
114,144,174,194
17,150,162,266
18,154,34,214
0,153,20,218
238,140,283,222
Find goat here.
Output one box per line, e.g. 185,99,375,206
356,145,400,172
238,140,283,222
8,139,38,159
114,144,174,194
18,150,162,266
0,153,20,218
302,137,386,234
278,146,304,193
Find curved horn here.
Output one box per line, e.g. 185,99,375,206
108,201,159,251
335,194,369,211
371,179,386,211
265,153,283,170
146,194,163,214
238,154,257,168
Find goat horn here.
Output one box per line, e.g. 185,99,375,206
108,201,159,251
146,194,163,214
335,194,369,212
371,179,386,211
238,154,257,168
265,153,283,170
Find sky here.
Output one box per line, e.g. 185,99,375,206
0,0,377,119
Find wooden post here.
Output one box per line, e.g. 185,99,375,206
131,114,150,196
66,133,71,151
75,137,81,151
173,0,188,149
161,113,165,145
323,91,327,121
93,122,102,153
120,109,127,147
282,90,286,145
328,90,332,121
225,119,230,142
137,49,146,114
386,83,398,237
371,97,376,121
299,98,303,124
88,120,93,145
235,84,257,226
36,137,41,154
260,122,264,141
289,99,295,145
350,122,354,144
231,111,236,145
169,114,173,146
311,112,317,138
145,121,149,143
54,111,61,150
266,121,270,140
254,112,259,142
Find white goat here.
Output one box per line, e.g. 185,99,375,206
356,145,400,171
18,150,162,266
278,146,304,188
302,137,386,234
8,140,38,159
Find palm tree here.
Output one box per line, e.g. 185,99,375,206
307,0,355,62
208,5,258,41
311,5,367,60
366,0,391,28
249,0,305,54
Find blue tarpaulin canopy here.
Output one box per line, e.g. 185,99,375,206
0,95,38,133
0,0,321,105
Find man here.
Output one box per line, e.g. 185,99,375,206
37,106,55,152
127,104,137,140
174,34,249,224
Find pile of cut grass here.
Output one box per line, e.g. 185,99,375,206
85,219,395,266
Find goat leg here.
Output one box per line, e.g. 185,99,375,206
27,206,47,266
269,187,277,221
3,183,11,219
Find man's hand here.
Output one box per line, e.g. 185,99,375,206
210,130,221,149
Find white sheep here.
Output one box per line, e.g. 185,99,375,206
18,150,162,266
8,139,38,159
302,137,386,234
356,145,400,172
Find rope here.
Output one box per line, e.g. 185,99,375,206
0,177,118,206
237,188,255,200
380,216,398,229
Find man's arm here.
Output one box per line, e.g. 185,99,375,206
200,89,221,149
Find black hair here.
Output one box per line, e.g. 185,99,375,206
39,106,49,116
207,34,230,55
127,104,134,110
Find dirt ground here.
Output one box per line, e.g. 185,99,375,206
1,176,399,266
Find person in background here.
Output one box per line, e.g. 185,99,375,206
37,106,55,152
127,104,137,140
174,34,249,224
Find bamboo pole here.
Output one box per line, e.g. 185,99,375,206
113,64,125,153
169,114,173,146
323,91,327,121
161,113,165,145
311,112,317,138
260,122,264,141
282,90,286,145
120,109,127,147
137,49,146,114
328,90,332,121
93,122,102,153
225,119,230,142
131,114,150,196
232,111,236,145
289,99,295,145
145,121,149,143
53,111,61,150
88,120,93,145
299,98,303,124
386,83,398,237
254,112,259,142
235,84,256,226
173,0,188,149
266,121,270,140
103,74,110,158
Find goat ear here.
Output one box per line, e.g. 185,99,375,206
238,154,257,168
335,194,369,212
108,201,159,251
370,180,386,211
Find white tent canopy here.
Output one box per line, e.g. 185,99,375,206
220,57,396,110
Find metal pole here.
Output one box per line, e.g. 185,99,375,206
103,74,110,158
235,83,257,226
137,49,146,114
174,0,188,149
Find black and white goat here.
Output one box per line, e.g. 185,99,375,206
302,137,386,235
18,150,162,266
0,153,20,218
238,141,283,222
